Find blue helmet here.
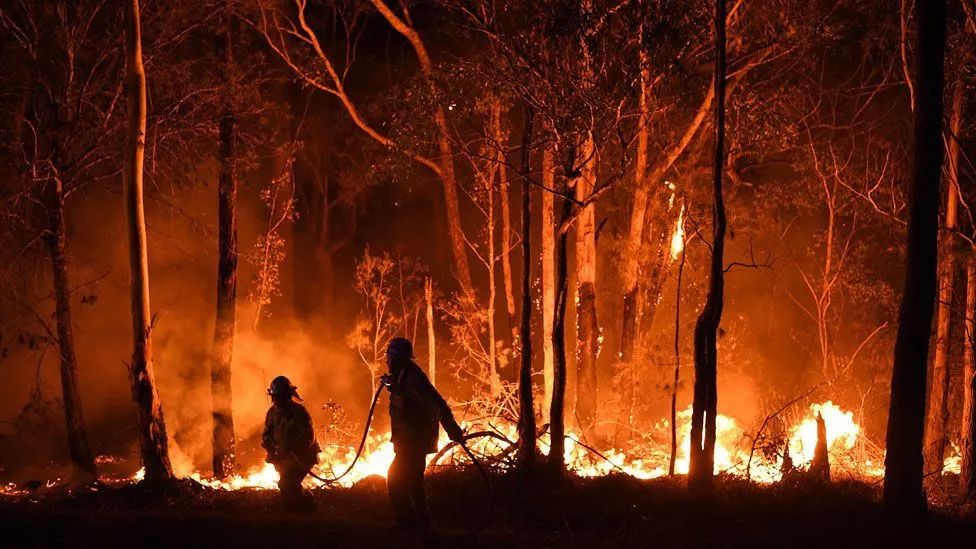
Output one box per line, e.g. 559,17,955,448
386,337,414,359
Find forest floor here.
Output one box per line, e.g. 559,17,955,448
1,470,974,548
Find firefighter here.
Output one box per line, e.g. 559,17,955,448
381,337,464,533
262,375,320,511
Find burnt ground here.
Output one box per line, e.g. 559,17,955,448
1,471,974,548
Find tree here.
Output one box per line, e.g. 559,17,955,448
961,254,976,500
883,0,946,524
209,0,238,480
688,0,728,495
0,0,129,482
249,0,474,296
923,68,964,476
123,0,173,483
516,104,536,469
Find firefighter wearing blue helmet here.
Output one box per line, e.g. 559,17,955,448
381,337,464,533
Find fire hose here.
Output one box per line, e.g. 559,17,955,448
295,383,494,536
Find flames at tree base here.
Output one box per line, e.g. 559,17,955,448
6,400,963,497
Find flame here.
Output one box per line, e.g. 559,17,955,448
788,401,859,466
0,400,911,496
670,205,685,260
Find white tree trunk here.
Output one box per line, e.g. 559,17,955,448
124,0,173,483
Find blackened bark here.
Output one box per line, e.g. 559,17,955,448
124,0,173,483
45,180,97,481
689,0,727,496
810,412,831,481
883,0,946,524
548,186,574,472
517,105,536,469
211,3,238,479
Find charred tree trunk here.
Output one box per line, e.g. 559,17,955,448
924,73,963,476
45,179,97,482
517,105,536,469
962,254,976,500
883,0,946,524
688,0,727,496
574,136,599,434
810,412,831,481
549,184,574,472
542,148,556,422
210,4,238,479
124,0,173,483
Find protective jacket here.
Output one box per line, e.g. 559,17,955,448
388,361,461,454
262,400,319,468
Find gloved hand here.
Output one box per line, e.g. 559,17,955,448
380,374,393,389
446,422,464,444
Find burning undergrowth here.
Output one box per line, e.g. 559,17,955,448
2,399,923,498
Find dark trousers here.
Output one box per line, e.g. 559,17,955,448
276,464,311,510
387,446,430,529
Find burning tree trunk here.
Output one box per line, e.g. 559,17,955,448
44,179,97,482
962,254,976,500
426,277,436,385
883,0,946,523
210,3,238,479
810,412,831,481
669,225,686,477
688,0,728,495
123,0,173,483
516,105,536,468
924,73,963,476
549,182,574,472
542,147,556,422
574,135,599,433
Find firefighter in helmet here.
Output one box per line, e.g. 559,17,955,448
262,375,319,511
381,337,464,533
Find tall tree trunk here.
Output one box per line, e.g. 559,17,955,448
620,70,716,362
368,0,472,295
493,101,517,335
211,3,238,479
542,147,556,422
124,0,173,483
924,74,964,476
45,179,97,481
883,0,946,524
292,156,336,322
620,15,651,363
549,184,574,472
425,277,436,385
962,254,976,500
517,105,536,468
574,134,599,433
486,158,500,396
669,230,686,477
688,0,728,495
